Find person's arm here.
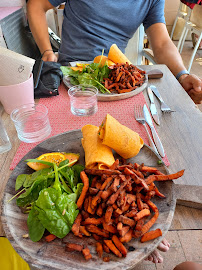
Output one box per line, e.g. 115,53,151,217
146,23,202,104
27,0,57,62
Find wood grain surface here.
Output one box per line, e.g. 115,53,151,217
1,130,176,270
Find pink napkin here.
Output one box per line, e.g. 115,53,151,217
10,84,169,169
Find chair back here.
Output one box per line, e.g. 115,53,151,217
190,5,202,28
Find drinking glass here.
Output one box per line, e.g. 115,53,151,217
68,85,98,116
0,74,34,115
10,104,51,143
0,116,12,154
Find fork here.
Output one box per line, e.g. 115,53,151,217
150,85,175,113
134,104,159,154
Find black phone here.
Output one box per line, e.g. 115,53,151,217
32,59,44,88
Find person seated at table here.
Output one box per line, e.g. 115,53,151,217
26,0,202,104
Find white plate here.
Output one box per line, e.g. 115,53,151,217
63,66,148,102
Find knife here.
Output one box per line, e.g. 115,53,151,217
143,105,165,158
147,87,160,125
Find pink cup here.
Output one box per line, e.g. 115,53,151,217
0,74,34,114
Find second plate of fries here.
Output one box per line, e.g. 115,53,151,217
63,64,148,102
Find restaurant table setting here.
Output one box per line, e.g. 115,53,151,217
9,79,170,170
1,87,175,269
0,49,202,269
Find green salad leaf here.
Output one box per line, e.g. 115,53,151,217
34,188,78,238
15,174,30,191
16,175,51,207
27,206,45,242
13,157,84,242
61,62,111,93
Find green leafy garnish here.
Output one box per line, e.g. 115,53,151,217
61,62,111,93
13,156,84,242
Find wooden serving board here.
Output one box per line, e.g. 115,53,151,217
1,130,176,270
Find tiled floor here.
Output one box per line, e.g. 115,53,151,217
134,229,202,270
134,42,202,270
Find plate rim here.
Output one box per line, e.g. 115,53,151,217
63,66,148,101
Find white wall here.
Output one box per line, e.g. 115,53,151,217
165,0,180,34
0,0,26,7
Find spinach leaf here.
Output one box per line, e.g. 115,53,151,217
27,205,45,242
78,73,97,87
58,159,70,169
70,76,79,85
15,157,83,242
36,188,78,238
58,161,74,190
74,183,84,200
58,161,84,192
72,164,85,186
59,174,73,194
23,167,54,189
16,175,49,207
60,66,79,77
15,174,30,191
52,163,62,194
67,193,77,203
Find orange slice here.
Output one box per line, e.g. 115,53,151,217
93,55,115,67
27,152,79,171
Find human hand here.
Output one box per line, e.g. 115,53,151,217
179,74,202,104
42,51,58,62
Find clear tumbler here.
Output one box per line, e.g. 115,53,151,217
0,116,12,154
11,104,51,143
68,85,98,116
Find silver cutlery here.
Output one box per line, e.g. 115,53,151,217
134,104,159,155
147,87,160,125
143,104,165,158
150,85,174,113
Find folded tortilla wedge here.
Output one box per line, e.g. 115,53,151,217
81,124,115,169
108,44,131,64
98,114,144,159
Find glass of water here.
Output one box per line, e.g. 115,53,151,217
68,85,98,116
0,116,12,154
10,104,51,143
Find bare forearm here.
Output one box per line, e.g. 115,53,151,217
146,23,187,77
27,0,53,55
152,40,186,77
146,23,202,104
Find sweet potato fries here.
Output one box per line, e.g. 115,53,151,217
68,160,184,261
103,63,145,94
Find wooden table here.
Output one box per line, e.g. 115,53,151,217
0,64,202,269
